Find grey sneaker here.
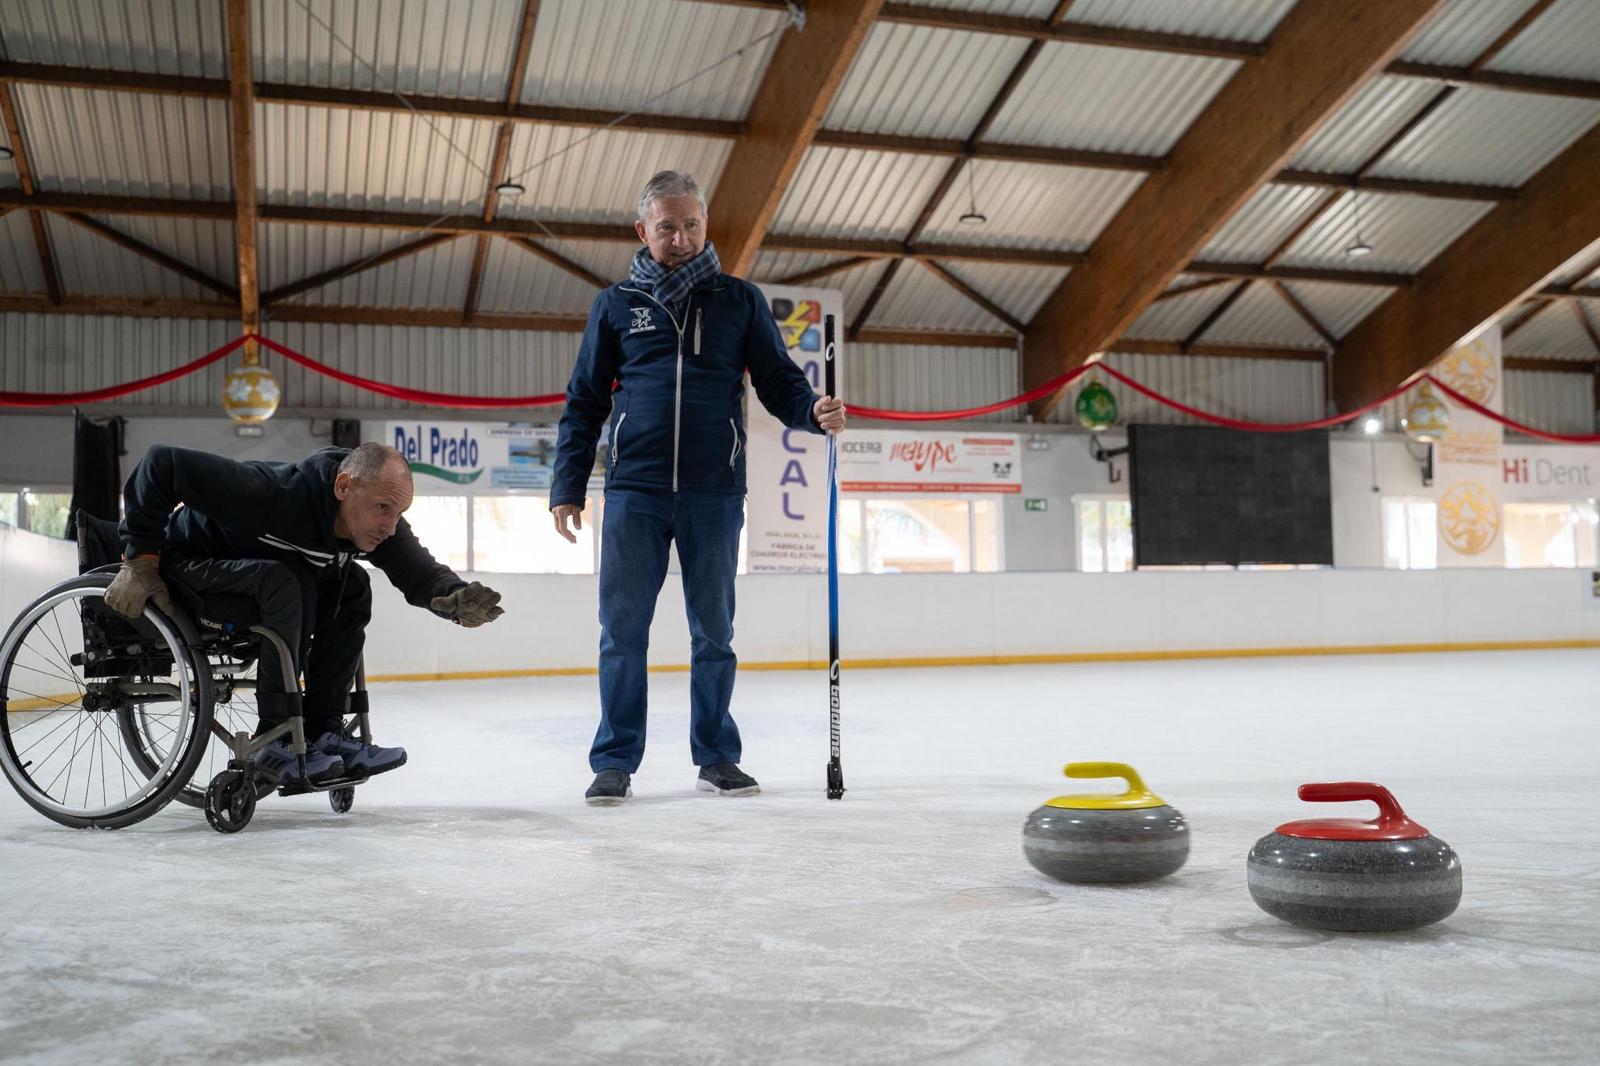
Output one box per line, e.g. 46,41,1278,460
585,768,632,806
314,731,407,776
253,738,343,785
696,763,760,796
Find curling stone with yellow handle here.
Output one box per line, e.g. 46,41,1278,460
1022,762,1189,884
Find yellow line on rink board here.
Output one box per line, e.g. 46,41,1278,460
6,693,79,712
361,638,1600,683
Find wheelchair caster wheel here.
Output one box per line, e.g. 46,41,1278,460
329,787,355,814
205,770,256,834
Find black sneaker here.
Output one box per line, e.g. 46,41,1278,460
585,768,632,806
696,763,760,796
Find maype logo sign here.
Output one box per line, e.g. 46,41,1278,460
393,423,484,484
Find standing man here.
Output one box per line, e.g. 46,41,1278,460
552,170,846,806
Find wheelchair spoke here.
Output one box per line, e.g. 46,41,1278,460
3,684,83,713
48,609,84,694
14,706,84,755
10,643,90,692
43,707,97,800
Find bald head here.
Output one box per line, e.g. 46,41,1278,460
333,442,414,550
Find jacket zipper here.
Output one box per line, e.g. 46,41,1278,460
619,285,686,492
728,418,741,470
611,411,626,467
694,308,702,357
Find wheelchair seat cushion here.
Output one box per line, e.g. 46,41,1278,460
169,582,261,638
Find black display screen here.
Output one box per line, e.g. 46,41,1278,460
1128,424,1333,567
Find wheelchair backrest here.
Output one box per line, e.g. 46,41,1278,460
76,510,123,574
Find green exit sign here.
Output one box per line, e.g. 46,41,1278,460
1024,498,1048,512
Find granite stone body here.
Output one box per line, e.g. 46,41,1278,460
1247,831,1462,932
1023,804,1189,883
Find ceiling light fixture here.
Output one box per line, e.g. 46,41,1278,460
1345,192,1373,258
495,179,525,199
958,160,987,226
0,145,14,162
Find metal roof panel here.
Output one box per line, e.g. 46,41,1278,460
254,0,524,101
1486,0,1600,80
522,0,786,120
16,85,232,199
917,161,1146,249
0,0,227,77
985,43,1240,155
825,21,1031,139
1367,87,1600,187
1276,191,1494,274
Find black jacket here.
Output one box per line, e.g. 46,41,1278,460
120,445,464,610
550,273,820,508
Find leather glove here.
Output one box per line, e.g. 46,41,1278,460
430,581,505,628
104,556,175,620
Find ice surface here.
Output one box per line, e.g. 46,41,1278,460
2,650,1598,1064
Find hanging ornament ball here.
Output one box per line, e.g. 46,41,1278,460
1403,383,1450,443
222,363,281,424
1075,380,1118,431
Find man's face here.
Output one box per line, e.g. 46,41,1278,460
334,462,414,551
635,194,707,270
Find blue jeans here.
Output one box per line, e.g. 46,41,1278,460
592,490,745,773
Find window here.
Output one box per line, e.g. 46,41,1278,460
473,495,599,574
399,494,601,574
1076,496,1132,572
0,488,72,539
1504,501,1598,569
1383,497,1437,570
836,497,1003,574
406,497,470,572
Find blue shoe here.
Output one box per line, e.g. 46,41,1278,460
254,738,343,785
314,731,407,776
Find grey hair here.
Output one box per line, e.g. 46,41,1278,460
637,170,706,221
339,442,409,483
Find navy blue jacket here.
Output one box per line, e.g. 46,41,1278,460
550,273,821,508
120,445,464,610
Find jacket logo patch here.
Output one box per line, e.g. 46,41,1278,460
630,307,655,334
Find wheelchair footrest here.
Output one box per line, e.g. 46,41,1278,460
275,770,372,798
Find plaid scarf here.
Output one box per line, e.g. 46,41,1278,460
628,241,721,320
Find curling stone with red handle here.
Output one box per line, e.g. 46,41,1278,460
1247,782,1461,932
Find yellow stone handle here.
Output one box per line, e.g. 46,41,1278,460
1063,762,1156,803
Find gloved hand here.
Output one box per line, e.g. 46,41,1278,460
430,581,505,627
104,555,175,620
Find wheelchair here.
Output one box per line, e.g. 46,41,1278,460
0,512,378,834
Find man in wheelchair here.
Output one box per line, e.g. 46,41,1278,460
103,441,504,786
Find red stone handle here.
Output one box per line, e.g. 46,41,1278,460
1297,782,1411,831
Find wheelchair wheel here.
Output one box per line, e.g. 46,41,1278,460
121,656,259,810
0,574,214,829
329,786,354,814
204,769,255,833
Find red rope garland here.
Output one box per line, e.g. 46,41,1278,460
252,336,566,409
1421,373,1600,445
3,332,1597,445
0,335,247,408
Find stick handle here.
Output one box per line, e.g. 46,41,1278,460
824,316,836,399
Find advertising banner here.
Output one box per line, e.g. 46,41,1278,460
1432,327,1505,567
836,430,1021,494
387,421,597,495
743,285,845,574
